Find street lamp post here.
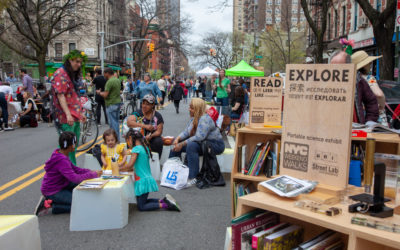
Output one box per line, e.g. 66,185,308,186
98,32,150,74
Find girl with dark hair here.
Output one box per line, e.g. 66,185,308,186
35,132,102,216
230,86,245,120
120,129,180,212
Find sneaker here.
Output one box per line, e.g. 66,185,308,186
162,194,181,212
34,196,52,216
0,127,3,132
185,178,197,188
34,196,45,215
4,127,14,131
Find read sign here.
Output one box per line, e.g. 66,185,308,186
249,77,283,128
280,64,356,188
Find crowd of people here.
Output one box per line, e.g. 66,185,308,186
0,47,392,218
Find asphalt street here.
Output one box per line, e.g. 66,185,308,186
0,99,232,250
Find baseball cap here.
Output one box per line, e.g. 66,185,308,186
143,94,155,104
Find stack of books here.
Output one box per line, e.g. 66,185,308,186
237,140,280,177
231,210,303,250
233,182,256,213
231,210,344,250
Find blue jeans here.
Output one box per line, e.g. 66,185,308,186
230,112,241,120
46,182,77,214
169,140,225,179
0,93,8,128
106,103,121,141
205,90,212,102
216,97,230,115
136,193,160,211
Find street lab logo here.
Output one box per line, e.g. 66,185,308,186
165,171,178,185
251,111,264,123
283,142,309,172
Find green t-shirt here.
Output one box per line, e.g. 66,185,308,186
104,77,121,106
214,78,230,98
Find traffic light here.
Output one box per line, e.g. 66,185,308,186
149,43,155,52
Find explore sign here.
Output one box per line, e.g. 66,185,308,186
280,64,356,188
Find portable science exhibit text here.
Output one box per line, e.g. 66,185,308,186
249,77,283,128
279,64,356,188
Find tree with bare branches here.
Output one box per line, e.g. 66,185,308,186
193,31,233,69
129,0,192,78
300,0,331,63
355,0,396,80
0,0,89,82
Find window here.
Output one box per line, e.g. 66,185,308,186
266,17,273,24
292,9,297,14
55,43,63,59
376,0,381,11
354,2,358,31
335,11,338,37
275,0,281,4
276,8,280,14
328,13,331,40
292,17,298,23
267,8,272,13
292,0,298,3
300,17,305,22
267,0,272,5
55,21,62,31
68,19,76,33
276,17,281,23
69,43,76,52
342,6,346,35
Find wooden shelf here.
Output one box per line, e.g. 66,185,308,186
232,173,269,182
236,191,400,250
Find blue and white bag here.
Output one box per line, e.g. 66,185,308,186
161,157,189,190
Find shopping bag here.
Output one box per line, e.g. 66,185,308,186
160,157,189,190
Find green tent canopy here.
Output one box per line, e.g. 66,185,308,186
225,60,264,77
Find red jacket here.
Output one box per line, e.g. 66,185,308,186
180,82,188,96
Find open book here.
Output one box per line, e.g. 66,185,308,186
353,122,400,134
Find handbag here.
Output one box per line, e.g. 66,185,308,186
229,122,244,137
160,157,189,190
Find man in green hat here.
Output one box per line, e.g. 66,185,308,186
51,50,88,165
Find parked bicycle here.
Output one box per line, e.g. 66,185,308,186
122,93,137,118
77,94,99,152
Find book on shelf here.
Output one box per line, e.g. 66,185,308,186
263,224,304,250
231,212,279,250
233,182,257,213
297,230,335,250
251,222,289,250
237,145,247,174
306,232,341,250
231,209,265,224
241,140,280,177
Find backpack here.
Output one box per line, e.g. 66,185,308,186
196,141,225,189
185,80,191,88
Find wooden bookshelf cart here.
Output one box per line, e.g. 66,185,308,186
231,127,400,249
236,191,400,250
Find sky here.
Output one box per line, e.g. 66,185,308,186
180,0,232,69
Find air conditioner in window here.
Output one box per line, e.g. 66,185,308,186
358,16,368,28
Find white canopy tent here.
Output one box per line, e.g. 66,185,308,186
196,66,218,76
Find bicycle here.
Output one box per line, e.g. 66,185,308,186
122,93,137,118
77,94,99,152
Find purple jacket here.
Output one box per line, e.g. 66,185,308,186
355,75,379,124
41,149,98,196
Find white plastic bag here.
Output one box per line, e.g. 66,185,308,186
160,157,189,190
83,100,92,110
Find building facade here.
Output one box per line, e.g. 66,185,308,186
233,0,306,34
47,0,129,68
307,0,389,65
